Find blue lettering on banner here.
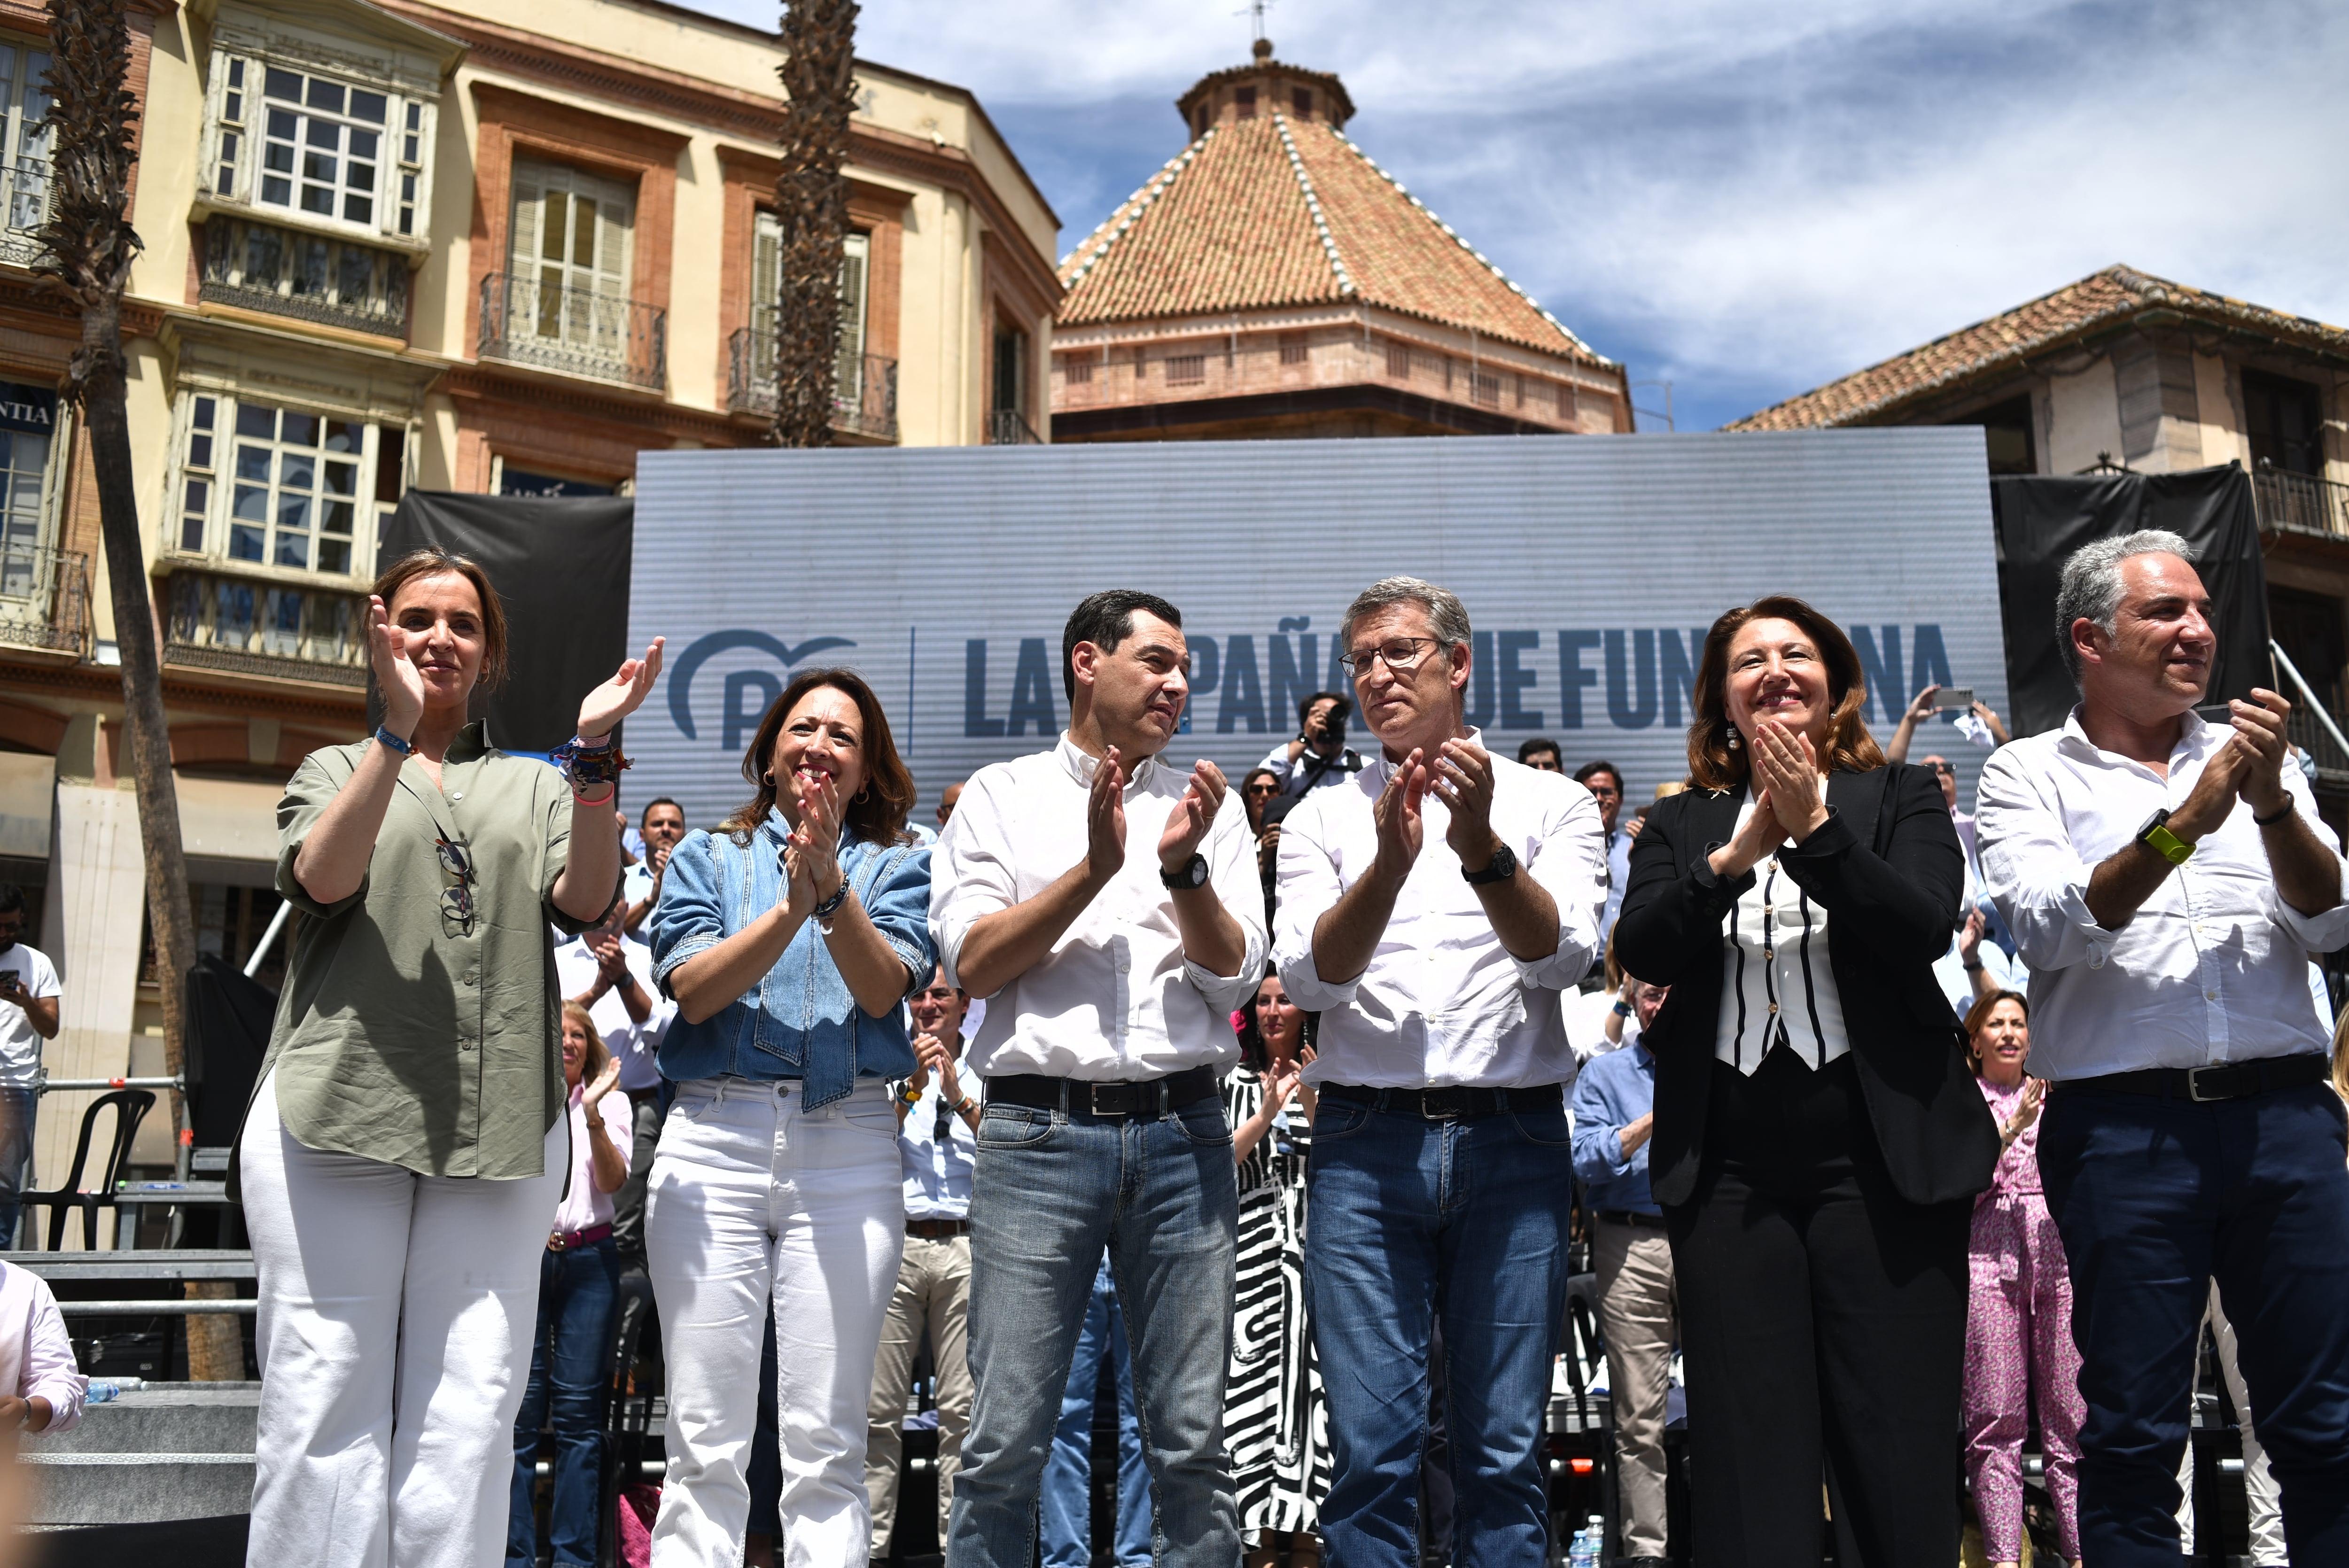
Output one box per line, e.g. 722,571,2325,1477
1497,630,1542,730
1008,638,1058,737
1660,630,1701,726
964,639,1006,737
1220,636,1265,733
1605,629,1658,730
667,629,856,743
1191,637,1220,701
1270,622,1319,728
722,669,781,752
1910,623,1953,703
1557,631,1602,729
1851,625,1904,726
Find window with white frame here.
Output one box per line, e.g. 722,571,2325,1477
178,392,381,577
0,39,54,258
507,161,635,354
207,48,434,244
750,212,870,393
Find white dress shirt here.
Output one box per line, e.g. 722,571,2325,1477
1715,793,1851,1073
899,1054,977,1220
0,1258,83,1433
1976,706,2349,1080
930,734,1267,1080
553,931,674,1093
1274,732,1607,1089
1601,823,1634,940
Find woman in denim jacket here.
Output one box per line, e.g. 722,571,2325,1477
646,667,935,1568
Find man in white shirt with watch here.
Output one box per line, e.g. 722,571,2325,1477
1274,576,1606,1568
1976,530,2349,1565
932,589,1265,1568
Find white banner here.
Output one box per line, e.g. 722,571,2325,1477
627,428,2006,831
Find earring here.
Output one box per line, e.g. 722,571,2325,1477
1725,726,1742,751
761,770,774,784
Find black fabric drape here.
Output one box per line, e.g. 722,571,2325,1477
377,492,636,752
184,955,275,1149
1992,462,2267,740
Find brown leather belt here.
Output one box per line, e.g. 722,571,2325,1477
907,1218,970,1239
549,1222,613,1253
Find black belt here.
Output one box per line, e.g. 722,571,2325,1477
906,1217,969,1239
986,1065,1219,1118
1595,1209,1668,1229
2067,1054,2328,1104
1320,1082,1564,1119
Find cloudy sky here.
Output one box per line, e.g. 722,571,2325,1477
703,0,2349,432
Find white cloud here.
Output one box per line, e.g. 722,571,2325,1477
703,0,2349,428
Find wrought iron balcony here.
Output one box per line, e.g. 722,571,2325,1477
479,271,666,391
987,408,1042,446
726,314,899,442
162,567,368,687
2252,464,2349,541
199,217,408,335
0,157,50,270
0,544,88,657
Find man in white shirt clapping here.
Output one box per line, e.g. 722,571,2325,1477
1976,530,2349,1564
932,590,1265,1568
1274,577,1606,1568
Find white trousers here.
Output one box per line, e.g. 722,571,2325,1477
646,1077,905,1568
242,1069,565,1568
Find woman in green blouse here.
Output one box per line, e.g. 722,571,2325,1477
241,547,663,1568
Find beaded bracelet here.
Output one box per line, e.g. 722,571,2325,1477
551,733,631,797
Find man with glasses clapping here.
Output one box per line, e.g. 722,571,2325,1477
1273,576,1607,1568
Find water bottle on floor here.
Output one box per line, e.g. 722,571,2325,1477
1567,1515,1602,1568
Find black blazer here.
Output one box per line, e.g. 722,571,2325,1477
1614,763,2000,1209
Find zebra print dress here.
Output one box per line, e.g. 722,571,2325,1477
1223,1069,1331,1541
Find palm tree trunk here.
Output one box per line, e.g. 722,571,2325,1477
771,0,858,447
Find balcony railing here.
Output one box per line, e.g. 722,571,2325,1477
0,544,88,657
727,315,899,442
0,158,50,270
988,408,1042,446
162,568,368,687
200,217,408,336
2252,464,2349,541
479,272,666,391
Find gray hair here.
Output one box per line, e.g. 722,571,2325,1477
2054,529,2196,683
1340,576,1472,660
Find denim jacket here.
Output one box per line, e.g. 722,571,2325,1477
649,810,934,1108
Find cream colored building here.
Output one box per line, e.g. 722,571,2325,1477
0,0,1058,1198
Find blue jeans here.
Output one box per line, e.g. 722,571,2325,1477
1042,1254,1152,1568
507,1237,620,1568
1304,1094,1574,1568
2038,1078,2349,1566
0,1086,35,1248
948,1093,1239,1568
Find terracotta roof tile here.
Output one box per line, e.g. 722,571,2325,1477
1728,265,2349,430
1059,111,1609,367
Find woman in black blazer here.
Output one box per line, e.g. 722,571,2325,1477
1615,596,1999,1568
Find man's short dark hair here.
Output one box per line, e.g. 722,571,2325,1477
1517,738,1562,766
1298,691,1348,731
1572,759,1623,788
0,885,22,916
1063,590,1183,700
641,795,682,827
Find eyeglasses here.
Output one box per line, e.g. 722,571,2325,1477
1928,761,1957,776
1244,782,1279,797
1337,637,1441,677
436,835,476,931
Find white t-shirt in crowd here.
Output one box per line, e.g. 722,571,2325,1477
0,945,59,1089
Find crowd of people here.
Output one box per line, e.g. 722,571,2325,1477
27,531,2329,1568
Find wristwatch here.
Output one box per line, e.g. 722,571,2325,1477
1463,843,1519,886
1160,853,1210,891
2136,808,2193,866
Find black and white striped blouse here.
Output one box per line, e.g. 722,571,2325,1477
1715,793,1850,1073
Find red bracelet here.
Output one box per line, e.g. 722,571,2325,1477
574,785,617,806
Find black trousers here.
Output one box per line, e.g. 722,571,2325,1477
1665,1049,1970,1568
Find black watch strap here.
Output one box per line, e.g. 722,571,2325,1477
1462,843,1518,885
1160,853,1210,891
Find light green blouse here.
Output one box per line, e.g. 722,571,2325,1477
265,722,602,1179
